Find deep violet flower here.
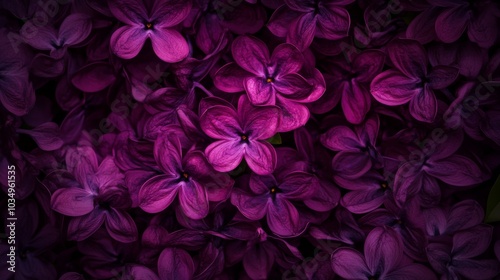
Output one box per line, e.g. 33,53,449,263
267,0,353,50
370,39,459,123
231,170,319,237
138,133,233,219
200,95,281,175
426,225,500,279
108,0,191,62
214,35,325,132
331,227,437,280
320,115,382,179
50,146,138,242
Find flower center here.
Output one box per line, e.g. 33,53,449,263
145,22,153,29
380,182,388,189
266,77,273,83
181,172,190,181
240,135,249,142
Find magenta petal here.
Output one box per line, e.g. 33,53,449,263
71,62,116,93
342,81,370,124
200,105,241,140
59,13,92,46
17,122,63,151
364,227,403,273
385,264,438,280
232,36,269,75
315,6,350,40
273,73,314,101
388,39,428,78
108,0,147,25
332,151,372,179
240,99,281,139
138,174,180,213
435,5,471,43
331,248,370,279
452,225,493,259
275,96,310,132
158,248,195,280
178,181,209,220
267,198,302,236
214,63,252,93
243,243,275,280
426,155,485,186
230,189,269,220
427,66,459,89
67,210,105,241
353,50,385,83
110,26,147,59
320,125,360,151
409,86,437,123
244,141,277,175
205,140,245,172
268,5,300,37
342,189,386,214
105,209,138,243
371,70,420,106
244,77,276,105
151,29,189,63
154,135,183,175
271,43,303,75
0,70,35,116
287,13,316,51
51,187,94,217
406,8,439,44
151,0,192,28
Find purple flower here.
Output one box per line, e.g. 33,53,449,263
231,170,318,237
158,247,195,280
214,36,325,132
50,146,138,242
429,0,499,48
331,227,437,280
138,133,233,219
321,115,382,179
268,0,352,50
200,95,281,175
370,39,459,123
109,0,191,62
427,225,500,279
310,50,385,124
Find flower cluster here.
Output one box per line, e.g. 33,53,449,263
1,0,500,279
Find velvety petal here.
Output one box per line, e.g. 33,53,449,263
393,164,425,205
273,73,314,101
468,10,498,48
370,70,421,106
59,13,92,46
267,198,302,236
200,105,241,140
124,265,160,280
244,77,276,105
342,81,371,124
287,13,316,51
435,5,471,43
239,97,281,140
230,189,269,220
284,0,314,12
426,243,451,274
271,43,303,76
17,122,63,151
315,6,350,40
71,62,116,93
387,39,428,78
364,227,403,274
342,189,386,214
65,146,98,192
409,86,437,123
243,242,275,280
353,50,385,83
427,66,459,89
154,134,183,175
280,172,319,199
67,210,105,241
151,29,189,63
0,69,35,116
406,8,439,44
320,125,360,151
452,225,493,259
275,95,310,132
332,151,372,179
138,174,180,213
268,5,301,37
214,62,252,93
110,26,147,59
205,140,245,172
158,248,195,280
51,187,94,217
108,0,147,25
304,180,341,212
425,155,485,186
232,36,269,75
331,248,370,279
244,141,277,175
446,200,484,233
249,173,278,194
178,180,209,220
151,0,192,28
105,209,138,243
22,26,58,51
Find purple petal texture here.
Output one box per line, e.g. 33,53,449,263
1,0,499,279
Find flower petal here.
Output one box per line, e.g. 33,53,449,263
151,29,189,63
232,36,269,75
244,141,277,175
105,208,138,243
138,174,180,213
110,26,147,59
371,70,421,106
178,180,209,220
51,187,94,217
158,248,195,280
205,140,245,172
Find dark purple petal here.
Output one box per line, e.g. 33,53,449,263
110,26,147,59
232,36,269,75
408,86,437,123
214,63,252,93
364,227,403,274
67,210,105,241
108,0,147,25
205,140,245,172
244,77,276,105
138,174,180,213
51,187,94,217
452,225,493,259
435,5,471,43
287,13,316,51
151,0,192,28
59,13,92,46
427,66,459,89
105,209,138,243
151,29,189,63
178,180,209,219
388,39,428,78
371,70,421,106
231,189,269,220
271,43,304,75
158,248,195,280
200,105,241,140
331,248,370,279
315,6,350,40
267,198,302,236
425,155,485,186
244,141,277,175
